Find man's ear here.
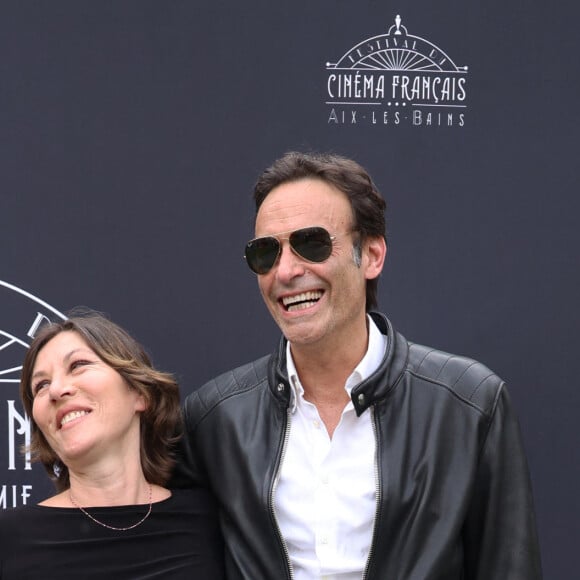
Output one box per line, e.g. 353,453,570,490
363,236,387,280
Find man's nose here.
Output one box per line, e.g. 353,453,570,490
273,242,307,282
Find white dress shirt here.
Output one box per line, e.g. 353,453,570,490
274,317,388,580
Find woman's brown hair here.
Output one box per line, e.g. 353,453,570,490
20,310,181,492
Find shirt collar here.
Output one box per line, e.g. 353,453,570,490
286,315,388,412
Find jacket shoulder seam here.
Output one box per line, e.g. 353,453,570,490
406,368,501,417
184,359,270,432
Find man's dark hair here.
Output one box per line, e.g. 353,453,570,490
253,151,386,311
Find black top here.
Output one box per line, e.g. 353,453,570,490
0,488,225,579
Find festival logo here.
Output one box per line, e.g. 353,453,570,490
0,280,65,507
325,14,468,127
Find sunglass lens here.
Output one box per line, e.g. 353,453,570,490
290,227,333,263
245,237,280,274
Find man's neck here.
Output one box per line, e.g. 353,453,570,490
289,318,369,436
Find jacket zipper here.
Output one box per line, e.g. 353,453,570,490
362,406,381,580
269,405,295,580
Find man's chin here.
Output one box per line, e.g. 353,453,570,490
282,324,325,348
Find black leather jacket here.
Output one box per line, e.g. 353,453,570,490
176,313,542,579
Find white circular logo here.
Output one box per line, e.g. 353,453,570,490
0,280,65,507
1,280,66,386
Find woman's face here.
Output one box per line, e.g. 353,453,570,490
30,331,146,469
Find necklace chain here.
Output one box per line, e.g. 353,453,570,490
69,483,153,531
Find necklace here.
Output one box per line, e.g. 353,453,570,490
69,483,153,531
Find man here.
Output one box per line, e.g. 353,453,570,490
175,152,542,579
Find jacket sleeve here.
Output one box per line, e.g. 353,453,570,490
169,391,210,489
463,384,542,579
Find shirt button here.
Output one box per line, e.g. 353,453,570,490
313,419,321,429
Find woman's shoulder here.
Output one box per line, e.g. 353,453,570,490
0,504,59,552
0,503,79,525
0,504,45,525
163,486,219,515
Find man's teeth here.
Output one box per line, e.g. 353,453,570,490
282,291,322,311
61,410,89,427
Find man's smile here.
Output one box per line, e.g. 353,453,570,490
280,290,323,312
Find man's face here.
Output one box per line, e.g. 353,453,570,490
254,178,381,350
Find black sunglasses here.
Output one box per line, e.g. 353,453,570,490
244,226,336,275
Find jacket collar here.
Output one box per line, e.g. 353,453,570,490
267,312,409,414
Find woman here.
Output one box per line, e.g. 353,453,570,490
0,311,224,579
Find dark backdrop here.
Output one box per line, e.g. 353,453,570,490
1,2,578,578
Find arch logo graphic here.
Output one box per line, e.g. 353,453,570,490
325,15,468,127
0,280,65,507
